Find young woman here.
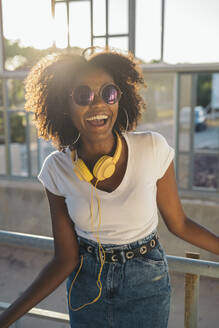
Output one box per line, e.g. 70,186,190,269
0,48,218,328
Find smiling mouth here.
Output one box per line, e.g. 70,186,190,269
86,114,109,127
87,119,108,126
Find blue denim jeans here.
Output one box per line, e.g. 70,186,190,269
66,231,171,328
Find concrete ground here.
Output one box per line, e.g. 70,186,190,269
0,245,218,328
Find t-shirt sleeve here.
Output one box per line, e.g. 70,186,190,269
152,132,175,180
38,154,64,196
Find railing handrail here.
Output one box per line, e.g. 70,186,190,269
1,62,219,79
0,302,69,323
0,229,219,327
0,230,219,278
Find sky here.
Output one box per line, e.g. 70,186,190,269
2,0,219,64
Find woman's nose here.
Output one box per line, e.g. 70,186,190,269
91,93,105,106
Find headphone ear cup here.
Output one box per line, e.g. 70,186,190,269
93,155,116,181
74,159,94,182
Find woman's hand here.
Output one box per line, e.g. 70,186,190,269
157,161,219,255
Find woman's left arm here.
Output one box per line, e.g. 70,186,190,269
156,161,219,255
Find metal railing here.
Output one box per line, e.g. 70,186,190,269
0,230,219,328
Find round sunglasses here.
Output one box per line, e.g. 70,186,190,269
71,83,122,106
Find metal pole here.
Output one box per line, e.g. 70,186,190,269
189,73,197,190
51,0,56,48
26,111,32,177
2,79,11,176
128,0,136,55
106,0,109,47
0,0,5,72
184,252,200,328
173,72,180,180
90,0,93,47
161,0,165,62
66,0,70,48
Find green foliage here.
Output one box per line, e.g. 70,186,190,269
4,38,54,70
197,74,212,108
8,79,25,107
0,111,26,144
4,38,82,70
10,112,26,143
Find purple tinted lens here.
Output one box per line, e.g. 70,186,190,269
74,85,93,106
102,84,120,104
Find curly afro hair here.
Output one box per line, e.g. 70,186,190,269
24,48,146,152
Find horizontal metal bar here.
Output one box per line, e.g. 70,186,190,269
0,230,219,278
179,150,219,156
167,255,219,278
141,62,219,73
0,302,69,323
0,71,27,79
55,0,90,3
0,230,54,252
93,33,129,38
1,63,219,79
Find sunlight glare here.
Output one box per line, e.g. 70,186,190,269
2,0,54,49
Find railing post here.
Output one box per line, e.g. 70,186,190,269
184,252,200,328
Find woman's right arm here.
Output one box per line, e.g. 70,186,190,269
0,188,79,328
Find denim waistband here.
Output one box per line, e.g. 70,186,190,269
77,230,158,252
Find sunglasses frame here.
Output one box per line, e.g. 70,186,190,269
70,83,122,106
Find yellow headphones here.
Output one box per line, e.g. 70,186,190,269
71,131,122,182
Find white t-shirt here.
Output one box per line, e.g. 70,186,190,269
38,131,175,244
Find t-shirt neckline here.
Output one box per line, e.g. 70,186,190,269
71,132,131,199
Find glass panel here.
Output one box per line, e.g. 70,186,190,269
165,0,219,64
0,110,6,174
93,37,106,48
136,0,161,63
108,0,128,35
193,153,218,189
2,0,53,70
54,3,68,48
194,110,219,150
194,73,219,150
179,74,193,152
178,154,190,189
9,111,28,176
29,113,38,176
108,37,128,52
137,72,174,147
0,80,3,107
7,79,25,109
93,0,106,35
69,1,91,49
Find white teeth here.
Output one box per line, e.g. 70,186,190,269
87,115,108,121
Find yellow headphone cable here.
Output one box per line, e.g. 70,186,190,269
68,179,106,311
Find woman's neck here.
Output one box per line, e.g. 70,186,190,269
77,133,117,164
